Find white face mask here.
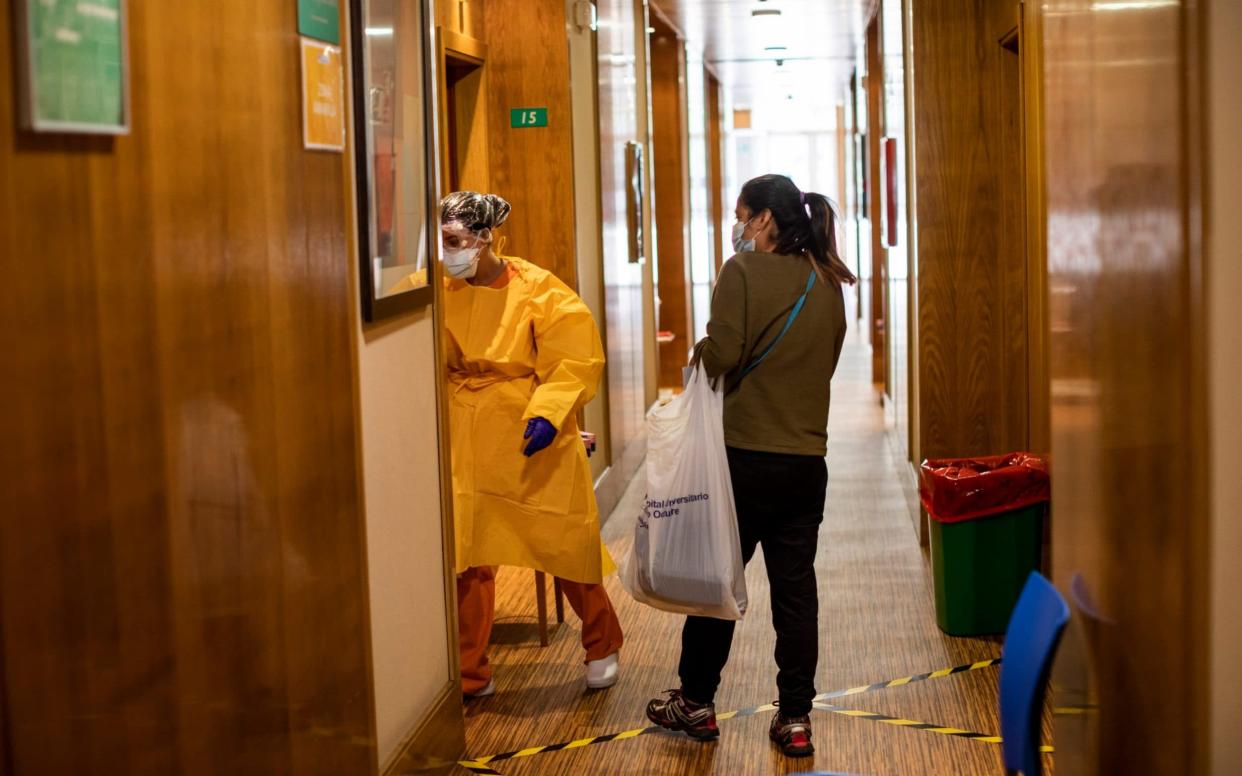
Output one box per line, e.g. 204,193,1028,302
732,218,756,254
443,245,482,279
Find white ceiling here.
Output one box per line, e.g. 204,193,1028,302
653,0,868,129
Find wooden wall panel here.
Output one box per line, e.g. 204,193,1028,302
437,0,483,39
910,0,1028,460
994,7,1028,455
482,0,578,285
1207,5,1242,771
0,1,373,773
651,20,694,389
1041,1,1209,773
865,19,886,388
1021,2,1050,456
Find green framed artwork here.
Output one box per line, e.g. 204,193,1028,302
15,0,130,134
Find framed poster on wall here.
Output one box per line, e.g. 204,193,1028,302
349,0,439,320
300,38,346,151
15,0,130,134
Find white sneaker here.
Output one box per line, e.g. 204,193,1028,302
465,678,495,698
586,653,620,689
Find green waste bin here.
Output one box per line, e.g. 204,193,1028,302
920,453,1050,637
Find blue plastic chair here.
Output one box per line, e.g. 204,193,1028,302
999,572,1070,776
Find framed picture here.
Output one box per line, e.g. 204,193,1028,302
300,38,346,152
15,0,130,134
349,0,439,320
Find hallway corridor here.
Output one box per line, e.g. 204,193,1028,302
459,331,1036,775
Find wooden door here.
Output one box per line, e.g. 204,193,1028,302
0,1,374,772
865,18,887,389
1042,1,1209,772
649,13,694,390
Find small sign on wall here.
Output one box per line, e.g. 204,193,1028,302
298,0,340,44
510,108,548,128
301,38,345,152
16,0,130,134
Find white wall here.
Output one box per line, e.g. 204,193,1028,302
356,306,453,764
1209,2,1242,772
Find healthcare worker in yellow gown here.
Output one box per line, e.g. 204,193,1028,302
439,191,623,698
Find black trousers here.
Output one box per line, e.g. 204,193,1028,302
678,446,827,717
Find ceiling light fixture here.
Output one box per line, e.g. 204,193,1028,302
765,45,787,51
1091,0,1176,9
752,9,782,17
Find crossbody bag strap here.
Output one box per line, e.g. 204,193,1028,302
739,271,817,379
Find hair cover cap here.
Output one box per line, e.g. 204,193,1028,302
440,191,512,233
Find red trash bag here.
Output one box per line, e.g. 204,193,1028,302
919,453,1050,523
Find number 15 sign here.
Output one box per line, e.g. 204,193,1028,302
509,107,548,128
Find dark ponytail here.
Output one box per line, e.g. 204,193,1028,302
738,174,858,287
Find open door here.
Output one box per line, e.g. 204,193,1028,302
436,29,488,193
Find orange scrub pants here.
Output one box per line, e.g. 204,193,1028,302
458,566,623,694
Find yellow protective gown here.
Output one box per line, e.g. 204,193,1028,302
444,257,615,583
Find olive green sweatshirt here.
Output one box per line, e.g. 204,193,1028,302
694,251,847,457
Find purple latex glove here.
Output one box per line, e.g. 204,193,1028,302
523,417,558,457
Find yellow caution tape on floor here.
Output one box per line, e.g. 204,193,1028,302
812,702,1054,753
818,658,1001,701
455,657,1004,773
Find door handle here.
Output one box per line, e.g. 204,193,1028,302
625,141,645,264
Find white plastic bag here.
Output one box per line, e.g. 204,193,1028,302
620,365,748,619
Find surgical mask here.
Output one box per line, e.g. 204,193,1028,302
443,244,482,279
732,218,756,253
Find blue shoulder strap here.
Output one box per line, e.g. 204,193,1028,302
739,271,816,378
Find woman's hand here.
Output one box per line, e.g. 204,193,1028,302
523,417,558,457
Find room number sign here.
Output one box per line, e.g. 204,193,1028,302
509,108,548,128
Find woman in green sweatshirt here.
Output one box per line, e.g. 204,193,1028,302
646,174,857,758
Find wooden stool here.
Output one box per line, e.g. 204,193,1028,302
534,571,565,646
532,432,590,646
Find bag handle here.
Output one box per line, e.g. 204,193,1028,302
739,271,816,379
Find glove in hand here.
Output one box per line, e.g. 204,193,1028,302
523,417,558,457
